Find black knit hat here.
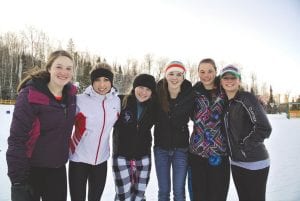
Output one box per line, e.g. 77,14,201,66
90,68,114,85
133,74,156,93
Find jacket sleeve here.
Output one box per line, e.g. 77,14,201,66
6,88,37,184
244,93,272,142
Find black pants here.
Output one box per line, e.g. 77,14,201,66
29,165,67,201
189,154,230,201
69,161,107,201
231,165,269,201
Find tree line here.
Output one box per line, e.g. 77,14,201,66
2,26,296,108
1,27,199,99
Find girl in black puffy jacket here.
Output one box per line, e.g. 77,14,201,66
154,61,194,201
112,74,157,201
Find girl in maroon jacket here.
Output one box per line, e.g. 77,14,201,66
6,50,77,201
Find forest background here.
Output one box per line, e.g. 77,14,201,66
0,27,299,109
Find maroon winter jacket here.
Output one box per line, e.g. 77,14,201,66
6,78,77,184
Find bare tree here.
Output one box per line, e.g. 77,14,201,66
1,32,25,98
186,61,198,84
260,82,268,97
143,53,154,74
67,38,76,54
284,92,290,103
21,26,49,67
250,72,258,95
131,59,139,76
155,57,168,80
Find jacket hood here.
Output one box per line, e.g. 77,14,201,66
26,78,77,104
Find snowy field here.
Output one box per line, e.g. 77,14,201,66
1,104,300,201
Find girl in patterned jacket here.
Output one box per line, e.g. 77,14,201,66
6,50,77,201
69,63,120,201
189,58,230,201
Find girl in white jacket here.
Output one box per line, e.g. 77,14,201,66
69,63,120,201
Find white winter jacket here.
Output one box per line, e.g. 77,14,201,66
69,85,120,165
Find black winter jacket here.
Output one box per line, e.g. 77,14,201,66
113,94,157,159
154,79,194,150
223,91,272,162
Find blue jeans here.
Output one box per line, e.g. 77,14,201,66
154,147,188,201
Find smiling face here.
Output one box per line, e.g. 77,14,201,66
48,56,74,88
198,62,217,89
135,86,152,102
221,72,241,98
166,71,184,91
92,77,112,95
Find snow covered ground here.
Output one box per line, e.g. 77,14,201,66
1,104,300,201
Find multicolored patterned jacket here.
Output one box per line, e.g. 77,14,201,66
189,80,228,158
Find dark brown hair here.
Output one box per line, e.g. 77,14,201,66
157,78,170,113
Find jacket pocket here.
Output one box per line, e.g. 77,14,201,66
232,144,247,161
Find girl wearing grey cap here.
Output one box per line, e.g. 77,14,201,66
220,65,272,201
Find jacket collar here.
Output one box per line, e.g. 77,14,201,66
84,85,118,99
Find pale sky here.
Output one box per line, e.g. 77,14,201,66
1,0,300,96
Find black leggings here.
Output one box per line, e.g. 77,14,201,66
68,161,107,201
189,154,230,201
29,165,67,201
231,165,269,201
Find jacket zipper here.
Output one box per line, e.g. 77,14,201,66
137,105,147,131
225,100,249,160
64,107,67,118
236,99,255,145
224,111,233,157
94,98,106,164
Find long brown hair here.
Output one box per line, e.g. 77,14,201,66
157,78,170,113
17,50,73,93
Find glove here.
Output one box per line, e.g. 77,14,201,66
11,183,34,201
70,112,86,153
